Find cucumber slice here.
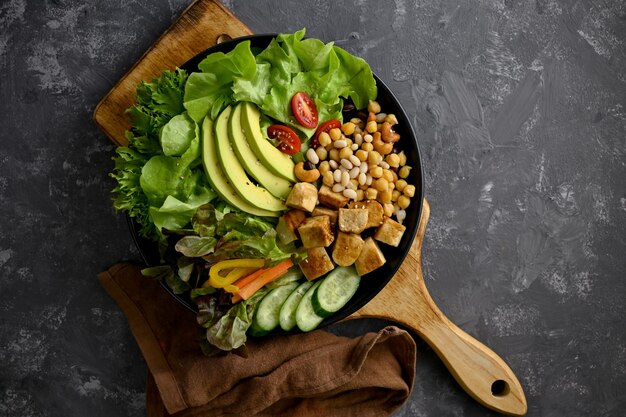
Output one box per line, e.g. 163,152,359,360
250,282,301,336
295,280,325,332
279,281,314,331
312,266,360,317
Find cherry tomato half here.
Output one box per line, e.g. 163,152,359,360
268,124,301,155
291,92,319,129
310,119,342,148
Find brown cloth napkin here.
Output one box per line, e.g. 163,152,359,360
99,263,417,417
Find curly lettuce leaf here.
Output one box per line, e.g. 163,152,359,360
232,28,377,138
183,41,256,122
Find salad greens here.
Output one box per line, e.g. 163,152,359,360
111,29,378,354
186,29,377,137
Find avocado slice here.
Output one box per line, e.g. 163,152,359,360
229,104,293,199
215,106,286,212
201,116,280,217
240,102,297,183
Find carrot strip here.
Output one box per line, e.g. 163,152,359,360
232,260,294,303
231,268,269,292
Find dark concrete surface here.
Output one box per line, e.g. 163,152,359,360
1,0,625,416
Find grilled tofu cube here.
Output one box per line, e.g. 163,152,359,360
349,200,384,229
286,182,318,212
298,215,334,248
374,217,406,247
276,210,307,244
312,206,338,227
338,208,369,234
299,247,335,281
318,185,349,209
355,237,386,276
332,231,364,266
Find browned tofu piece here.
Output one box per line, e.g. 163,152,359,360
312,206,338,227
275,210,307,244
373,217,407,247
298,215,334,248
355,237,386,276
299,247,335,281
332,231,364,266
286,182,318,212
349,200,384,228
338,208,368,234
317,185,349,209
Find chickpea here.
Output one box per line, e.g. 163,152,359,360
366,188,378,200
368,150,382,165
398,195,411,209
355,149,368,162
316,146,328,161
395,179,407,192
398,165,411,179
384,114,398,125
329,128,342,141
386,153,400,168
319,160,330,174
383,203,394,217
361,142,374,152
322,170,334,187
368,100,381,114
382,169,394,183
329,148,340,162
319,131,332,147
356,189,365,201
373,178,389,192
341,122,356,136
398,151,407,167
366,120,378,133
392,190,401,202
339,147,353,160
370,166,383,178
403,184,416,197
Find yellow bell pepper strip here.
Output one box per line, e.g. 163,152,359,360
222,267,259,293
208,259,265,290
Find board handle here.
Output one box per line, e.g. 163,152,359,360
410,283,527,415
351,200,527,415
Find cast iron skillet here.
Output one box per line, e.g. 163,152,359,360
129,34,424,332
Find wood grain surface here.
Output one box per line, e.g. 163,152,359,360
93,0,527,415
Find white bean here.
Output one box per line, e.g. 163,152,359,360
345,181,356,190
350,143,359,151
397,209,406,224
375,113,387,123
343,188,357,200
354,133,363,145
349,167,360,179
329,160,338,169
358,172,367,185
341,171,350,186
306,148,319,164
333,169,342,183
365,174,373,186
340,159,353,170
333,184,345,193
359,163,368,173
380,161,390,169
334,139,347,148
363,134,373,143
349,155,361,167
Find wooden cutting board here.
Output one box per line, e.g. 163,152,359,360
93,1,527,415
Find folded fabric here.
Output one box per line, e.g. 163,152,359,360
99,263,417,417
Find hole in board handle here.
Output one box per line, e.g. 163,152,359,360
216,34,232,44
491,379,510,397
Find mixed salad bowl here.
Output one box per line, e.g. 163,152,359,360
112,30,423,355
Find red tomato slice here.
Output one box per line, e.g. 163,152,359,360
310,119,341,148
291,92,319,129
267,124,301,155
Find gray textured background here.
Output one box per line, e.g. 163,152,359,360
1,0,625,416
